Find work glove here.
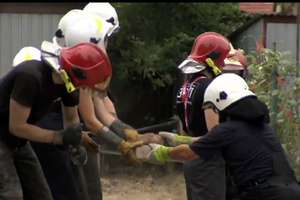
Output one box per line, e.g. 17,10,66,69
56,124,83,146
159,131,200,147
95,127,144,165
81,131,99,153
109,119,140,141
135,144,171,165
118,140,144,165
110,119,164,145
119,128,164,145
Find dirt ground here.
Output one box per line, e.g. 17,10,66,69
100,155,187,200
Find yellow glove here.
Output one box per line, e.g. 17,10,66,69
95,127,144,165
110,119,140,141
135,144,171,165
123,128,140,142
118,140,144,165
158,131,200,146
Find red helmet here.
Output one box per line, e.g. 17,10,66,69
60,42,112,88
188,32,231,68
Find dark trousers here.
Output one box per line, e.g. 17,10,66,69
31,142,81,200
0,141,53,200
33,112,81,200
239,181,300,200
184,154,226,200
72,149,103,200
225,166,240,200
35,112,102,200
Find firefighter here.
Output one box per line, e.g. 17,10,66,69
155,32,231,200
158,43,248,146
12,10,114,200
55,7,162,200
0,42,113,200
138,73,300,200
12,5,161,200
53,10,113,200
158,41,248,200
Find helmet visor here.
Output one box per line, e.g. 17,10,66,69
177,58,206,74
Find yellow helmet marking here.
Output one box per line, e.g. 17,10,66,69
23,51,33,61
60,69,76,93
93,16,103,33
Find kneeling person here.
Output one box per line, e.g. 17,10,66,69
138,73,300,200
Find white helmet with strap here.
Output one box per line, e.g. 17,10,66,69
203,73,255,111
12,46,42,67
83,2,120,37
53,9,111,49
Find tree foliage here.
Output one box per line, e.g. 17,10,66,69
247,49,300,178
107,3,251,125
109,3,250,91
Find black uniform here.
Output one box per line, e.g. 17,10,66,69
190,97,300,200
32,102,81,200
176,74,226,200
0,60,78,200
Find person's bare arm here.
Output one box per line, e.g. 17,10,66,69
9,98,59,144
93,92,162,144
204,108,219,132
79,88,134,152
78,88,105,133
93,95,116,126
103,96,117,117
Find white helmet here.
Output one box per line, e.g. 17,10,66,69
53,9,83,47
54,9,111,49
203,73,255,111
83,2,120,37
13,46,41,67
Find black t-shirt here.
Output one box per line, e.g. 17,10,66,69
176,76,212,136
189,120,284,187
0,60,79,147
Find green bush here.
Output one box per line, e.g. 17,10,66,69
247,49,300,179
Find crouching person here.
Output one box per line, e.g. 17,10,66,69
137,73,300,200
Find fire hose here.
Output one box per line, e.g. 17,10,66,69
98,118,182,163
69,118,182,200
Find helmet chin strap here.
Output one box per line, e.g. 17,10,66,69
60,69,76,93
41,41,76,93
205,58,222,76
